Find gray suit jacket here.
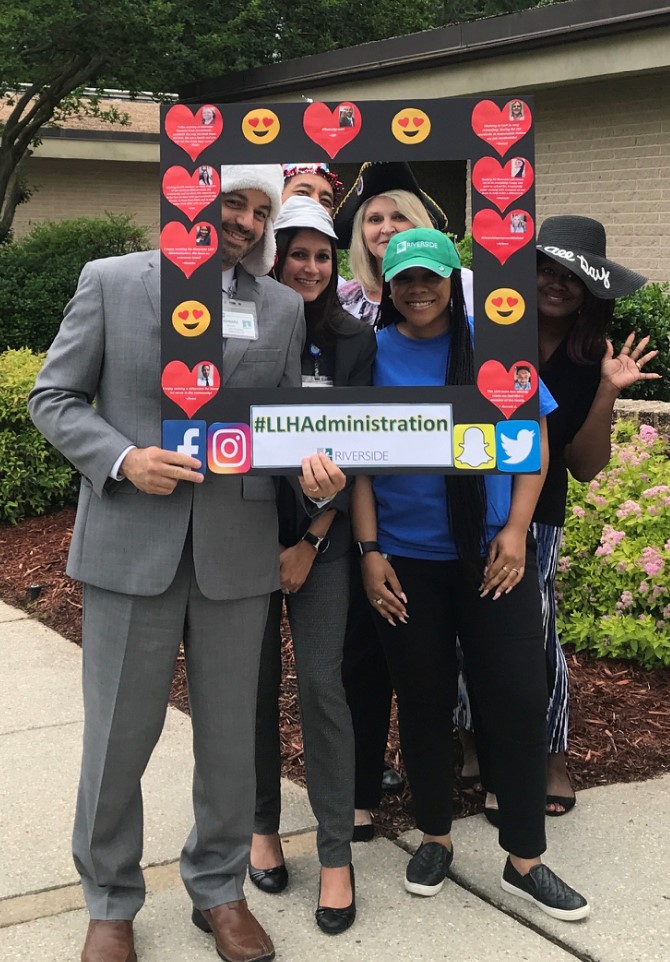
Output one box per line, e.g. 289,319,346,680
29,250,305,600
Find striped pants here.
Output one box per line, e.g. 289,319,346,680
456,522,569,754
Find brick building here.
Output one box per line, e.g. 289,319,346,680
8,0,670,281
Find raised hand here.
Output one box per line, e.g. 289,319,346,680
602,333,661,392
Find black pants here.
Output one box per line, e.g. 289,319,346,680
374,544,548,859
342,553,393,810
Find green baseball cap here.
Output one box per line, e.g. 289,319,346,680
382,228,461,281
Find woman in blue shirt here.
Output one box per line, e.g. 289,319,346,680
352,228,590,921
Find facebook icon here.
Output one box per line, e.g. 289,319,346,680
162,420,207,475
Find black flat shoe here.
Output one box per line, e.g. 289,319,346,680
315,864,356,935
249,862,289,894
381,765,404,794
501,857,590,921
352,823,374,843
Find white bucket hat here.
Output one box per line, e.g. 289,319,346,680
274,196,338,239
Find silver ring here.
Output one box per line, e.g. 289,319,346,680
308,485,319,493
501,565,509,573
511,567,520,575
375,598,383,605
636,360,642,368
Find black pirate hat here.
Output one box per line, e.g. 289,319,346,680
333,161,448,249
537,216,646,299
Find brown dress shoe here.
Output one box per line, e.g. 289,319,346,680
81,920,137,962
192,899,275,962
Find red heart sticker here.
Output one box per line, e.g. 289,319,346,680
303,102,361,159
471,100,532,157
476,360,537,418
164,104,223,162
472,209,534,265
160,221,217,279
160,220,219,277
162,165,220,220
471,157,533,212
161,360,219,417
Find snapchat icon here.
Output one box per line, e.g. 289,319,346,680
453,424,496,470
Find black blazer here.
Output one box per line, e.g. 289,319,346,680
278,311,376,562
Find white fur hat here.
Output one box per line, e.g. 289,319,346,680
219,164,283,276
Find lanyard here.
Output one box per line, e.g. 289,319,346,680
308,343,322,378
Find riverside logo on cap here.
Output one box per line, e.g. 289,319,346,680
383,228,461,281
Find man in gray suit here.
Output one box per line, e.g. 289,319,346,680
29,165,344,962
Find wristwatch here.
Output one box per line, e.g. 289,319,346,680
302,531,330,554
357,540,381,556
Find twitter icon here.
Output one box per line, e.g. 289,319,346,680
495,420,541,472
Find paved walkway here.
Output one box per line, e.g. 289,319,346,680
1,599,668,961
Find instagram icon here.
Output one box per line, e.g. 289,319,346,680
207,422,252,474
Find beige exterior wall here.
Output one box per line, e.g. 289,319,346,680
12,157,161,246
532,73,670,283
462,71,669,285
10,36,669,283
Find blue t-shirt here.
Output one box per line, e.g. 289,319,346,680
373,322,557,560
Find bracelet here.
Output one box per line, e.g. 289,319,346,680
357,540,381,556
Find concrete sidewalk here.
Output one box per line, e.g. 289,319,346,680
1,598,668,961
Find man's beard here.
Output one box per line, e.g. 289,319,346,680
220,220,259,266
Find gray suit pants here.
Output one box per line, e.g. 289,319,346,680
254,555,354,867
73,543,270,919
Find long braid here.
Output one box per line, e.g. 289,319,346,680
445,273,489,581
378,272,489,577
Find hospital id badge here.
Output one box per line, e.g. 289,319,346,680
222,297,258,339
302,374,334,387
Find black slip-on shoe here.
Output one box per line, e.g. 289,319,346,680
404,842,453,897
501,857,590,921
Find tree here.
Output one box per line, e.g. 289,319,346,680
0,0,556,243
441,0,554,22
0,0,306,243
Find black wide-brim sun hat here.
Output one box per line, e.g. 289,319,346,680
536,215,646,299
333,161,448,249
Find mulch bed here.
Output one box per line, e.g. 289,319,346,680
2,505,669,837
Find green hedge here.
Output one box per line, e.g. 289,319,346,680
610,283,670,402
0,349,77,523
0,213,149,353
557,421,670,667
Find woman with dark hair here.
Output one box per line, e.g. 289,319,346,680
457,217,656,819
352,227,590,921
335,162,473,840
509,216,654,815
250,196,375,935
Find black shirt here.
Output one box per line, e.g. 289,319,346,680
277,314,376,561
533,339,602,526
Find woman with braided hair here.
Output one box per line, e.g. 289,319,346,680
352,227,590,922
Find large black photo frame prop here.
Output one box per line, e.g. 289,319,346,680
160,96,539,475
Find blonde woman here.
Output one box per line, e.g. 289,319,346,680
336,165,438,328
